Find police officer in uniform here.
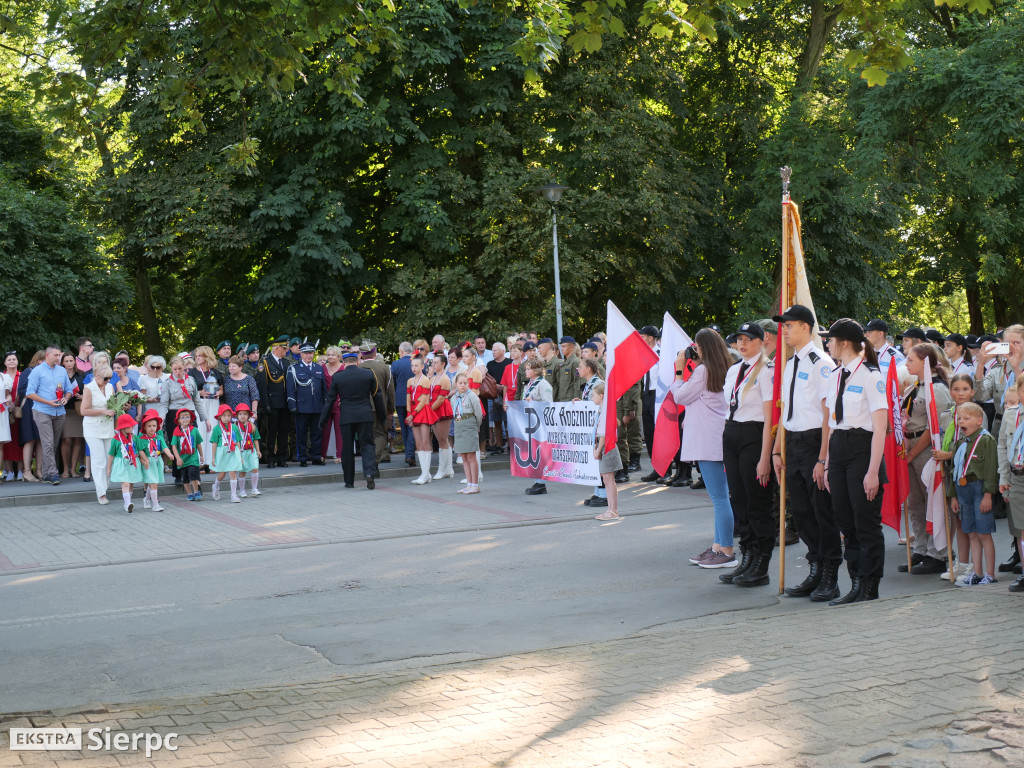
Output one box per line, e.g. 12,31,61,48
214,341,233,377
320,351,385,489
554,336,580,402
638,325,661,481
769,305,843,601
287,341,327,467
821,319,889,605
358,341,395,466
255,335,293,467
864,319,905,376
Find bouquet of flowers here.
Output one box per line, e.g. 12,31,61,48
108,390,148,418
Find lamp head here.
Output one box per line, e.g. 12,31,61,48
536,182,567,204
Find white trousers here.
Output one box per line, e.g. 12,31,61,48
85,437,112,500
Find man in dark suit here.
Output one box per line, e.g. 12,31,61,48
320,351,385,488
255,334,293,468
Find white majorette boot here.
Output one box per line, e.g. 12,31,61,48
434,448,454,479
412,451,432,485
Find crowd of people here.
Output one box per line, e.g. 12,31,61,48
1,319,1022,599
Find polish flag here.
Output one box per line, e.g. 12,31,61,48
603,301,660,455
922,357,947,550
880,352,910,533
651,312,693,475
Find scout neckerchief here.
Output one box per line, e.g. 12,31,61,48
941,404,962,451
239,421,254,450
118,432,138,466
903,381,921,417
953,429,988,486
453,392,466,420
582,375,600,400
173,374,191,400
143,432,162,457
523,378,540,400
226,421,238,451
174,425,194,455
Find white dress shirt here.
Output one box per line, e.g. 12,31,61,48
723,354,774,423
826,359,887,431
781,342,834,433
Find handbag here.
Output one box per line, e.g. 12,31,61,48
12,404,22,419
479,374,499,400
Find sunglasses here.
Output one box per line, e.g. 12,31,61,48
150,365,163,370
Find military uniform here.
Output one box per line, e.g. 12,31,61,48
287,345,327,465
359,350,396,464
616,381,642,475
543,354,560,388
255,339,293,466
214,340,233,378
554,353,580,402
242,345,260,377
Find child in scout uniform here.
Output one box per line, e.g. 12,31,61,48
172,409,205,501
107,414,147,513
139,409,174,511
235,402,263,497
451,374,482,494
591,381,622,520
948,402,1000,586
210,403,244,503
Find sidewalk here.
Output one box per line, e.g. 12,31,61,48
0,461,711,574
3,587,1021,768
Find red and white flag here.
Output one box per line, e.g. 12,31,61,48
922,358,947,550
602,301,660,455
651,312,693,475
881,353,910,533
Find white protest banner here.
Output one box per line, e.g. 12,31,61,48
507,401,601,486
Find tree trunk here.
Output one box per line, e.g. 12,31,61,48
965,286,985,335
796,2,841,91
133,257,163,353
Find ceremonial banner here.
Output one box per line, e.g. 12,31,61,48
651,313,694,476
507,401,601,485
604,301,660,455
881,355,910,533
922,358,948,550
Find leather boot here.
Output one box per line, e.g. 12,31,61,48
614,469,630,483
998,538,1021,573
411,451,432,485
810,561,841,602
670,462,692,487
829,575,863,606
656,463,674,484
720,546,755,584
627,453,641,472
856,575,881,602
734,549,772,587
641,469,661,482
785,560,822,597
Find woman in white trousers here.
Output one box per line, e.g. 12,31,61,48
81,362,116,505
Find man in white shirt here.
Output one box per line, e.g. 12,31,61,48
770,305,843,602
865,319,905,372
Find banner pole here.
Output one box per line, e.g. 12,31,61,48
903,501,913,572
943,471,955,583
777,166,792,595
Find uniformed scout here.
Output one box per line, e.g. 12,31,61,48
864,319,906,375
899,327,927,357
255,335,293,467
719,321,776,588
286,341,327,467
756,319,778,361
359,341,396,466
214,340,233,377
554,336,580,403
900,343,953,574
769,305,843,601
515,341,539,400
821,319,889,605
944,333,976,377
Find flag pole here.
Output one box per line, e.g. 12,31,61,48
903,501,912,572
777,166,792,595
943,470,955,582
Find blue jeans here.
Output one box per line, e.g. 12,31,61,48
956,479,996,535
697,460,734,547
396,407,415,461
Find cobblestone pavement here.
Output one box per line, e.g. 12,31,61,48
3,587,1022,768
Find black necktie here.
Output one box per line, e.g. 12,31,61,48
835,368,852,424
729,363,749,421
787,354,799,421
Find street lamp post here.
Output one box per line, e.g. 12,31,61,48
536,182,568,344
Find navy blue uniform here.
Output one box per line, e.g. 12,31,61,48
256,353,292,465
287,361,327,462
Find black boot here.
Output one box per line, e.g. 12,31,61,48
785,561,823,597
670,462,692,487
810,561,841,602
614,469,630,483
734,549,772,587
656,463,674,484
856,575,881,602
641,469,662,482
691,475,706,490
829,575,863,606
720,546,755,584
627,453,641,472
998,539,1020,573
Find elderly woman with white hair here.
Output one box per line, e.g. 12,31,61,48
139,355,169,421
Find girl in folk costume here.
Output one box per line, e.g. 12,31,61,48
171,409,205,502
209,404,244,502
234,403,263,497
107,414,148,513
138,410,174,511
931,373,977,582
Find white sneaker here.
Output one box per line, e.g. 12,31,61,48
943,561,972,581
251,489,262,497
4,471,12,482
151,504,165,512
143,496,152,509
238,489,247,498
211,486,221,500
230,495,241,503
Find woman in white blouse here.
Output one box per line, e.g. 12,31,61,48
81,362,116,505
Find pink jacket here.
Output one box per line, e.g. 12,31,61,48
670,365,727,462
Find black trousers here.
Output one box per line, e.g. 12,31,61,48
723,420,775,551
828,429,887,578
293,412,322,461
266,407,290,463
786,429,843,564
341,421,378,485
641,390,656,459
